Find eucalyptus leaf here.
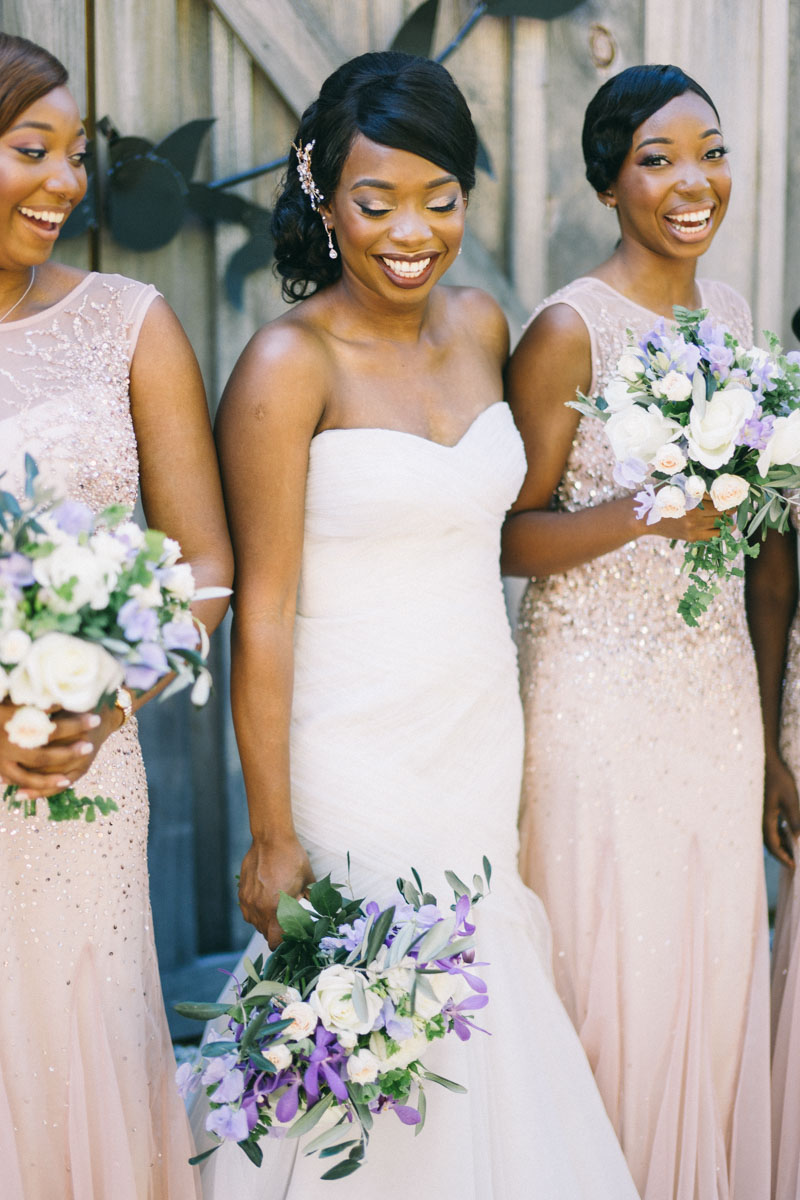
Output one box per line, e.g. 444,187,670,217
364,905,396,963
239,1139,263,1168
351,971,369,1024
172,1001,232,1021
320,1158,362,1181
301,1118,353,1156
444,870,470,896
318,1140,361,1159
415,1084,427,1135
285,1092,336,1139
419,1069,468,1093
188,1145,220,1165
415,915,456,963
199,1040,238,1057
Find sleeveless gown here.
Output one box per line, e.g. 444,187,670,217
769,504,800,1200
193,401,638,1198
0,273,200,1200
516,277,771,1200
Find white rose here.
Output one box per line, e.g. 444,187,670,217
616,353,643,383
89,530,129,567
263,1043,293,1071
281,1001,317,1040
709,473,750,511
0,665,8,702
4,705,56,749
161,562,195,603
606,404,681,465
757,410,800,476
161,537,182,566
410,969,468,1021
8,633,123,712
686,386,755,469
0,629,32,665
346,1049,381,1086
653,370,693,404
337,1030,358,1051
684,476,707,502
603,376,641,413
652,443,687,475
310,965,383,1037
33,544,117,613
116,520,145,550
368,1030,428,1073
652,485,687,521
130,578,163,609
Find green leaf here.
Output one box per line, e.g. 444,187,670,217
320,1158,362,1181
318,1140,361,1159
173,1000,232,1021
301,1118,353,1157
351,971,369,1024
284,1092,336,1139
308,875,345,917
238,1138,263,1168
444,869,470,896
276,892,315,939
482,856,492,887
415,1084,427,1136
364,905,396,963
415,915,456,964
419,1069,467,1093
199,1040,238,1057
188,1146,220,1166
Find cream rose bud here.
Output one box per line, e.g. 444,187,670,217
652,443,687,475
281,1001,317,1040
33,544,116,613
606,404,681,465
709,474,750,511
684,476,706,502
603,376,640,412
617,353,643,383
130,578,163,609
652,485,687,520
310,965,383,1036
653,370,693,404
0,628,32,665
161,562,195,603
5,705,56,749
346,1049,381,1086
264,1043,292,1072
757,410,800,476
161,537,182,566
337,1030,358,1051
686,386,755,470
8,632,123,712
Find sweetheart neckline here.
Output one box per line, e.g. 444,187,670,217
309,401,507,451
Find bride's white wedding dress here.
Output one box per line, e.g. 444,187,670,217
192,401,637,1198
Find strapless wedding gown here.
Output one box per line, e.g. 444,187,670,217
193,401,637,1199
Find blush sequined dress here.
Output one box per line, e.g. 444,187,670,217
0,272,199,1200
516,277,771,1200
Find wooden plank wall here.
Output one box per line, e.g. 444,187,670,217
1,0,798,1030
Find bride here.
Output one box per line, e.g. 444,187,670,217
194,51,638,1198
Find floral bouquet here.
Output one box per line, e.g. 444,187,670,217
175,860,491,1182
0,455,229,820
570,307,800,625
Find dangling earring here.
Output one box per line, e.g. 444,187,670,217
325,224,338,260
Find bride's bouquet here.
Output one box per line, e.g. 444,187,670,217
175,861,491,1182
0,455,229,820
570,307,800,625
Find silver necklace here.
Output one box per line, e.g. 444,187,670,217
0,267,35,323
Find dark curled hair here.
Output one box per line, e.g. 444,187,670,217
272,51,477,302
0,34,68,137
582,64,720,194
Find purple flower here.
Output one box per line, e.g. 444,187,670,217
275,1082,301,1123
633,485,657,523
118,598,159,643
161,618,200,651
201,1052,238,1087
379,998,414,1042
175,1061,202,1099
211,1069,245,1104
0,552,35,588
51,500,94,536
206,1104,249,1142
124,641,169,691
738,410,775,451
613,458,648,488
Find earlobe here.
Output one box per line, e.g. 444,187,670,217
598,191,616,210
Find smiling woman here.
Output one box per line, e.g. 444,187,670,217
504,64,770,1200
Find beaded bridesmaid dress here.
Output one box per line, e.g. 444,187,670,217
193,401,639,1199
0,273,199,1200
517,277,771,1200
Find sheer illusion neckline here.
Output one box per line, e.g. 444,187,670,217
0,271,97,331
577,275,708,320
311,400,506,451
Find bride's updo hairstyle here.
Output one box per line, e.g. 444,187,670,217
582,63,720,194
273,51,477,301
0,34,68,137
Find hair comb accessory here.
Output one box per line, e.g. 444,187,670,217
293,139,325,211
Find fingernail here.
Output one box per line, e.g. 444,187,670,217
78,742,94,754
87,715,101,728
56,777,71,787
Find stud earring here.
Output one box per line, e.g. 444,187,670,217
325,224,338,259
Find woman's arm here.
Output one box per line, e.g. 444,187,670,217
215,320,329,946
745,526,800,866
501,303,720,578
0,298,234,798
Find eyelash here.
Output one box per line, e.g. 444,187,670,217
15,147,88,166
640,146,729,168
357,199,459,217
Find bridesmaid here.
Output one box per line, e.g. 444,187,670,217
504,64,770,1199
746,528,800,1199
0,35,232,1199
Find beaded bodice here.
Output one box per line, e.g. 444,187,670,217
0,272,158,511
518,276,754,650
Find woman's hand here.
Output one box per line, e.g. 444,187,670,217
0,701,122,798
763,750,800,869
646,499,723,544
238,834,316,947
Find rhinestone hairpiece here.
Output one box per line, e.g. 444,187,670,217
293,139,325,211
